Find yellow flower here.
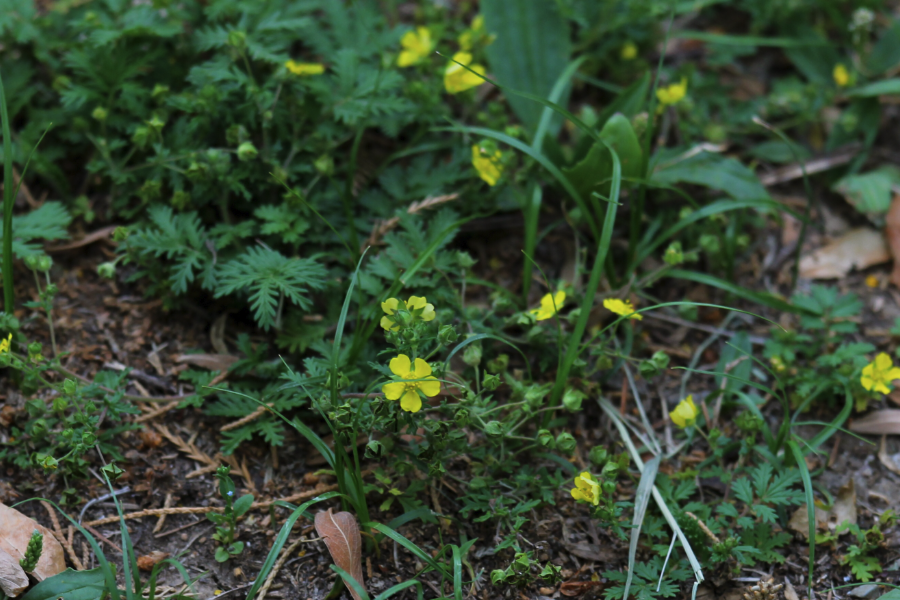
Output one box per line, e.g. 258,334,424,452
530,291,565,321
570,472,600,506
621,41,638,60
656,78,687,106
380,296,436,331
861,353,900,394
382,354,441,413
669,395,699,428
865,274,879,288
444,52,486,94
398,27,433,67
285,61,325,76
833,64,850,87
458,15,486,50
0,333,10,354
472,144,503,186
603,298,642,320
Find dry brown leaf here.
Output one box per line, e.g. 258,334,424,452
788,479,857,538
886,193,900,286
559,580,604,597
798,228,890,279
783,579,800,600
0,547,28,598
137,550,169,571
0,503,65,582
314,508,365,600
849,409,900,435
175,353,239,371
878,436,900,476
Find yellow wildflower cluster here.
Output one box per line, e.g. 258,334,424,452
860,353,900,394
0,333,10,354
444,52,485,94
531,291,565,321
669,395,699,428
382,354,441,413
656,78,687,108
471,144,503,186
397,27,433,67
380,296,435,331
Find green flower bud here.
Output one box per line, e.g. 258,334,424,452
562,388,585,412
663,241,684,265
31,419,48,439
82,432,97,447
462,342,482,367
364,440,385,459
639,359,660,379
132,126,151,148
483,372,501,391
112,227,130,242
61,428,74,441
735,411,763,433
151,84,170,99
454,407,470,427
484,420,503,437
437,325,459,345
101,462,125,480
97,262,116,279
556,432,576,454
237,141,258,162
53,397,68,414
314,154,334,176
536,429,555,448
36,454,58,471
53,75,72,91
227,30,247,50
139,180,162,202
588,446,609,466
456,251,477,269
91,106,108,122
699,234,720,255
486,354,508,374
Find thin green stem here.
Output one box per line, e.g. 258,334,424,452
1,69,14,315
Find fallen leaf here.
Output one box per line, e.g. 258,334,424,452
799,228,890,279
788,479,856,538
784,579,799,600
175,354,239,372
886,193,900,286
137,551,169,572
0,548,28,598
878,436,900,476
849,409,900,435
560,580,604,597
0,504,65,583
314,508,365,600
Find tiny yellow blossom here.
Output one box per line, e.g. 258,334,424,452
669,395,700,428
833,64,850,87
382,354,441,413
472,144,503,186
458,15,486,50
861,353,900,394
285,61,325,76
865,274,879,288
530,291,565,321
603,298,642,320
398,27,433,67
380,296,436,331
656,78,687,106
570,472,600,505
0,333,10,354
444,52,486,94
621,41,638,60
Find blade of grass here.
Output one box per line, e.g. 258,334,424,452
332,565,370,600
364,522,451,579
443,333,532,382
374,579,425,600
622,456,660,600
1,69,13,314
787,440,815,598
665,270,804,314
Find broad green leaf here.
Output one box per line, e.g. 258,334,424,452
233,493,254,517
847,78,900,97
20,568,108,600
651,151,768,201
866,20,900,75
562,114,642,200
783,29,839,83
482,0,571,135
832,165,900,221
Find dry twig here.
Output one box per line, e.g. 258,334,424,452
365,193,458,248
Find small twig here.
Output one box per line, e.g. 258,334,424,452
154,492,175,534
684,511,720,544
256,537,305,600
365,193,459,248
41,501,84,570
221,403,273,432
78,486,131,523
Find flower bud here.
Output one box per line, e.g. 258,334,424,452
483,372,501,391
364,440,385,458
484,420,503,437
82,432,97,448
663,241,684,265
97,262,116,279
536,429,555,447
237,141,258,162
36,454,58,471
112,227,130,242
562,388,585,412
314,154,334,176
91,106,108,122
588,446,609,466
462,342,482,367
555,432,576,454
53,397,68,413
437,325,458,345
227,30,247,50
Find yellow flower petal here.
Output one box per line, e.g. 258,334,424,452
472,145,503,186
380,315,398,331
412,357,432,378
398,27,432,67
833,64,849,87
418,377,441,397
669,395,699,429
532,291,565,321
389,354,411,377
400,389,422,412
875,353,893,371
656,78,687,106
444,52,485,94
406,296,426,310
603,298,642,320
381,298,399,315
382,381,405,400
285,61,325,76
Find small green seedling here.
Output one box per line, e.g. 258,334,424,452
207,466,254,562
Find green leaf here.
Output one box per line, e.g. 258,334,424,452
482,0,571,135
783,30,840,84
866,20,900,74
215,546,230,562
562,114,642,201
832,165,900,221
20,567,108,600
651,151,768,201
847,78,900,97
233,493,254,517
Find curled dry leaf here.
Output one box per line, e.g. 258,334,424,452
788,480,857,538
798,228,890,279
137,551,170,572
0,503,65,583
314,508,365,600
0,548,28,598
849,409,900,435
878,437,900,476
560,580,604,597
